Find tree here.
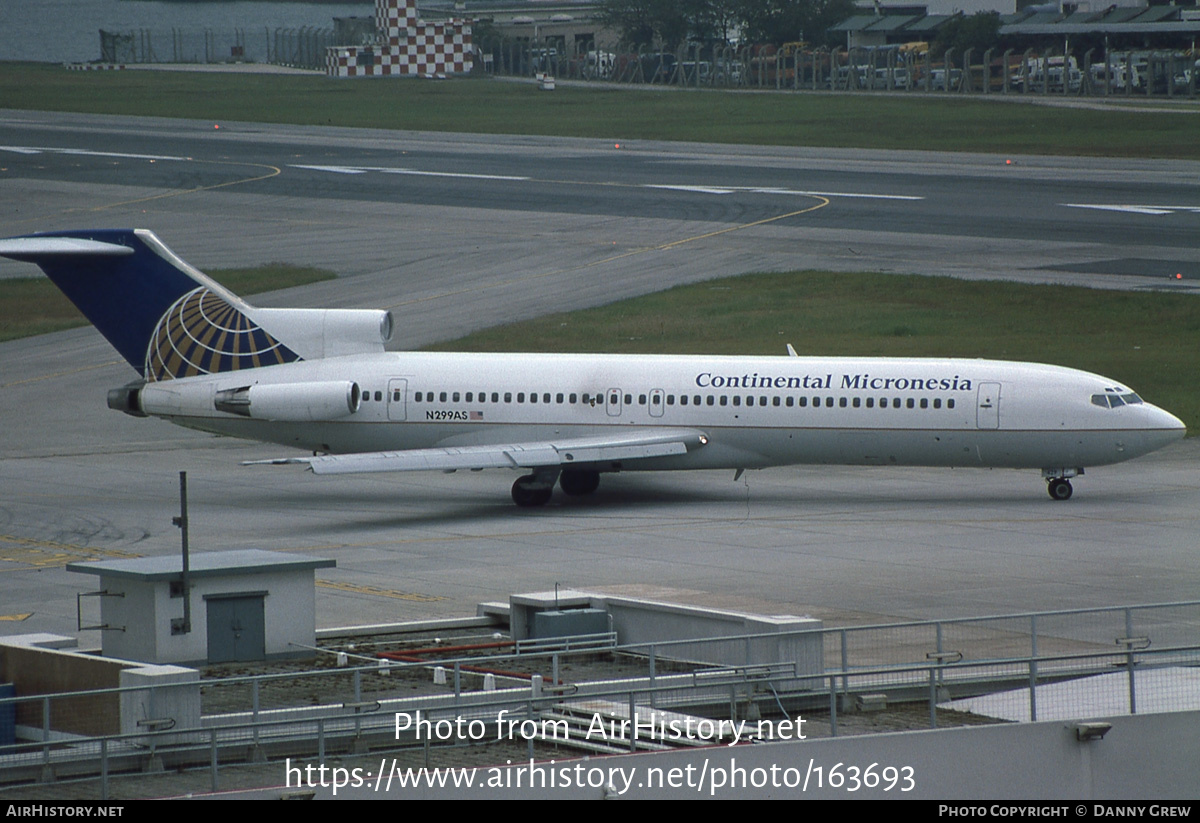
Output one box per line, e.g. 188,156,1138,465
930,11,1002,57
736,0,856,47
601,0,743,47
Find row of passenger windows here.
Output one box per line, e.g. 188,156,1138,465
406,389,955,411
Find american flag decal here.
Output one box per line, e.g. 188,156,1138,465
470,411,484,420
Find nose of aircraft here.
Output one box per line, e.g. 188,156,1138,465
1147,403,1187,447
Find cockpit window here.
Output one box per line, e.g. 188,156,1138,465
1092,392,1145,409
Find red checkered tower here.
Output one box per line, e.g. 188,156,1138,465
327,0,472,78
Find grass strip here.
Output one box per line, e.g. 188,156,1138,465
427,270,1199,429
1,62,1196,159
0,263,336,342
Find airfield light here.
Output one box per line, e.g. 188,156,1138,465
1177,273,1184,280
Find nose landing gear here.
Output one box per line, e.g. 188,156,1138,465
1043,467,1082,501
1047,477,1073,500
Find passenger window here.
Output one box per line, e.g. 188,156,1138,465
839,397,847,408
669,395,677,406
569,393,577,404
639,394,647,405
852,397,860,408
720,396,728,406
785,396,793,407
492,392,500,403
920,398,928,409
452,392,460,402
707,396,714,406
948,399,956,409
530,392,538,404
439,391,447,402
733,396,741,407
866,397,874,408
414,391,423,402
933,398,942,409
906,398,914,409
556,393,564,404
825,397,834,408
773,396,780,407
892,398,901,409
505,392,512,403
799,397,808,408
624,394,632,405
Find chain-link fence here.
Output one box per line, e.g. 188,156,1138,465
98,27,334,70
475,36,1198,98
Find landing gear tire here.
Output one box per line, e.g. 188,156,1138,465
1047,477,1073,501
559,470,600,497
512,476,553,507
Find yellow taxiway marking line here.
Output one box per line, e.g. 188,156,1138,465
0,613,33,622
383,197,831,311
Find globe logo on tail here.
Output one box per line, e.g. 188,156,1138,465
145,287,300,382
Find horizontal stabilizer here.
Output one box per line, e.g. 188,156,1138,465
247,428,709,475
0,237,135,260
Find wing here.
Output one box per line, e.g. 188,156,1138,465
246,428,709,475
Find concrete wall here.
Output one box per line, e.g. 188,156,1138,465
0,635,128,737
1,635,203,743
118,665,202,745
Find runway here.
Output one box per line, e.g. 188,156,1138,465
1,109,1198,641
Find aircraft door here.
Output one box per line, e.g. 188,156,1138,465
649,389,665,418
977,382,1000,429
606,388,622,417
388,378,408,421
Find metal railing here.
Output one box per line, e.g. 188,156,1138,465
2,643,1197,798
2,601,1198,796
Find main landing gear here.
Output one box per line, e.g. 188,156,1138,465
559,469,601,497
511,475,553,507
510,469,603,507
1043,468,1082,501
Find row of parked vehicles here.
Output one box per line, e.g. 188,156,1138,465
523,44,1196,95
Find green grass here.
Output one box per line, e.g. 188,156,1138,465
1,62,1197,159
427,270,1200,429
0,263,335,342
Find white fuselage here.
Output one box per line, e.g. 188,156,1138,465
140,351,1186,474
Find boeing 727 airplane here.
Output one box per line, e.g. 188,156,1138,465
0,229,1186,506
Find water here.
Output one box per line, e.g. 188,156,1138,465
0,0,373,63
